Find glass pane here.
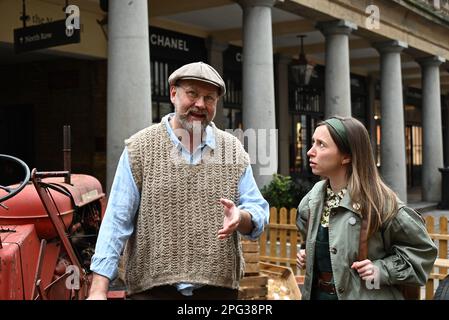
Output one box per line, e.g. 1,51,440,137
159,102,173,119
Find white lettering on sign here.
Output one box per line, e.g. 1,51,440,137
24,34,40,43
21,33,52,43
150,34,190,52
235,52,242,62
31,14,53,25
40,32,52,40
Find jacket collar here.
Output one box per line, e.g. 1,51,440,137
310,179,363,218
339,190,363,218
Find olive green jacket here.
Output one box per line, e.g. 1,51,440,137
296,180,438,300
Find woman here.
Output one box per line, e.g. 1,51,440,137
296,116,437,300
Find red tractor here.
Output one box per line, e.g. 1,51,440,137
0,152,106,300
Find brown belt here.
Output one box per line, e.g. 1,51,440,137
314,272,336,295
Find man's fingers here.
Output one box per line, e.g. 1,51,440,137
218,227,230,235
220,198,234,209
217,228,232,240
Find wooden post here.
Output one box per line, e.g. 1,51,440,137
289,208,298,273
269,208,277,260
425,216,435,300
439,217,448,276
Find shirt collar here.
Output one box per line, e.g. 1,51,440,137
326,182,363,217
324,181,362,216
326,186,347,201
162,113,216,150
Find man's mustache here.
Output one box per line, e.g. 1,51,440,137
182,108,208,117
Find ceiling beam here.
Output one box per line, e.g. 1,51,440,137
350,57,379,66
276,38,370,56
149,18,209,38
372,67,421,77
306,57,369,76
149,0,233,17
210,19,316,42
350,55,414,67
40,0,103,14
405,77,449,86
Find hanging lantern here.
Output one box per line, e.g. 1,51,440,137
291,35,314,86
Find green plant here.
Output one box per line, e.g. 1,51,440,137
261,174,312,209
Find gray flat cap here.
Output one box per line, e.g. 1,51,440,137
168,61,226,96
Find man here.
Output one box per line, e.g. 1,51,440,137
88,62,269,300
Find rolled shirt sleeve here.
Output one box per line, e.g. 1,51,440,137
237,165,270,240
90,148,140,280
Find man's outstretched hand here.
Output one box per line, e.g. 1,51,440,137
218,198,241,240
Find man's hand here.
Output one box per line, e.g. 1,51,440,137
218,198,241,240
296,249,306,269
86,273,110,300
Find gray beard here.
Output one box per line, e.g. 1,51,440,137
178,114,209,132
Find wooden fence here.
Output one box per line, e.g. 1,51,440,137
258,208,449,299
424,215,449,300
259,207,301,274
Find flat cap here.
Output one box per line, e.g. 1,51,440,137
168,61,226,96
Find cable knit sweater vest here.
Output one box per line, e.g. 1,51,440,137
123,121,250,295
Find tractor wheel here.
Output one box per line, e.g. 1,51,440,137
433,275,449,300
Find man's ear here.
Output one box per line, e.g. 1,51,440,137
342,155,351,165
169,86,177,103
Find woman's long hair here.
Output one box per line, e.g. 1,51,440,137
318,116,398,236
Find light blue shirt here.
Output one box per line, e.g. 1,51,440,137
91,113,269,296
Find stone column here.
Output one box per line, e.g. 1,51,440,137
367,75,377,155
206,37,228,130
316,20,357,118
445,94,449,167
275,54,292,176
374,40,408,202
417,56,445,202
107,0,151,192
238,0,277,188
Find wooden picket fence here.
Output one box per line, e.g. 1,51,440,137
424,215,449,300
258,208,449,299
259,207,301,274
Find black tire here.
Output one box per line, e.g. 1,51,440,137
433,275,449,300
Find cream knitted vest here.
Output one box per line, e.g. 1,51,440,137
123,122,250,295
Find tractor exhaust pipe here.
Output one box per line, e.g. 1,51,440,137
63,125,71,184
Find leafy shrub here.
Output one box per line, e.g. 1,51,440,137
261,174,313,209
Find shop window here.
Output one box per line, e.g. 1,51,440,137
290,114,322,177
223,63,242,130
223,107,242,130
405,125,422,187
152,101,173,123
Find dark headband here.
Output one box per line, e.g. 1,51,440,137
324,118,350,152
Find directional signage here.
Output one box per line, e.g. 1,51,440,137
14,19,80,54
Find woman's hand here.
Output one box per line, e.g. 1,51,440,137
296,249,306,269
351,259,377,281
